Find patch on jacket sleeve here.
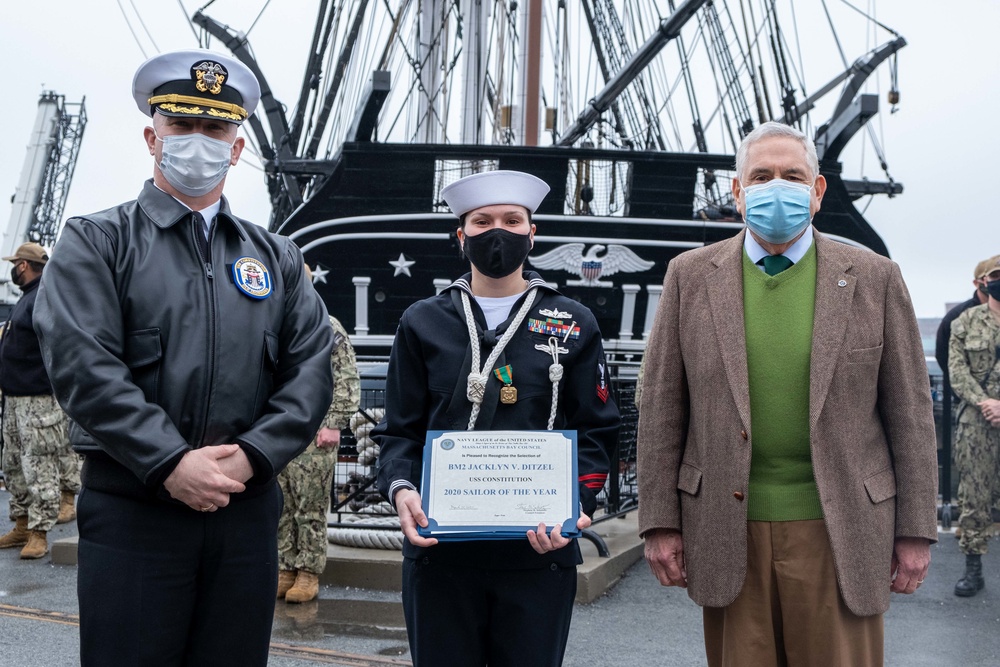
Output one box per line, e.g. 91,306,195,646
579,472,608,491
596,362,609,403
332,331,345,350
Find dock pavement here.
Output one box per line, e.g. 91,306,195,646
1,488,998,666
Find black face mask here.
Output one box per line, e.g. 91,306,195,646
462,228,532,279
986,280,1000,302
10,263,24,287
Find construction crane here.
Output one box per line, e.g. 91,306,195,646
2,92,87,313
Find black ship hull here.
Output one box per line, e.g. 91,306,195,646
280,142,887,354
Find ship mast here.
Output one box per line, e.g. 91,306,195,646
461,0,490,144
515,0,544,145
557,0,708,147
418,0,445,144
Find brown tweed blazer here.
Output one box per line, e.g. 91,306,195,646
636,229,938,617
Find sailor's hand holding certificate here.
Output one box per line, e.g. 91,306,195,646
418,430,580,541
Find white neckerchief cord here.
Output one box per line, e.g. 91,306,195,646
459,288,565,431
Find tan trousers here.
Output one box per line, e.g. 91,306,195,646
703,519,883,667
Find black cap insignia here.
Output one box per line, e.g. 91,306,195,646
192,61,228,95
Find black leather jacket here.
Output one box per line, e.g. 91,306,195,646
374,272,620,568
34,181,334,496
0,277,52,396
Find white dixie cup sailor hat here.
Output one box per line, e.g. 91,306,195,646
441,170,551,217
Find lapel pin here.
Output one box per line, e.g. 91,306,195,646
837,279,847,287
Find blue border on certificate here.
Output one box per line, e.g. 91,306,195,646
417,430,580,541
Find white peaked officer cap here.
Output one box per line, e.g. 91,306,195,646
132,49,261,124
441,170,551,217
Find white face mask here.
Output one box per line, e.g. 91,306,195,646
155,132,234,197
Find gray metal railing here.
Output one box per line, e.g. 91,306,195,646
327,367,946,530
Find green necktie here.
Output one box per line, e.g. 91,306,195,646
761,254,793,276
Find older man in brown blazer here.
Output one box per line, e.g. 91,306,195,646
637,122,938,666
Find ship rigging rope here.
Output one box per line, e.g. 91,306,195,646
374,0,460,143
340,0,381,148
129,0,160,52
651,0,703,150
651,0,688,148
176,0,201,44
787,0,809,129
692,10,741,153
770,2,812,124
821,0,850,68
116,0,149,58
377,0,410,70
298,0,336,158
244,0,273,39
316,0,348,156
838,0,899,37
819,0,895,181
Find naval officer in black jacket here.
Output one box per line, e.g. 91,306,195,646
33,50,334,666
374,170,620,667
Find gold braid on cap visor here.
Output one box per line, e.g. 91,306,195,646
147,94,248,120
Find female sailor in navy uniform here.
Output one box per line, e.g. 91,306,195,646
373,170,620,666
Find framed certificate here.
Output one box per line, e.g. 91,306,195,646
417,430,580,540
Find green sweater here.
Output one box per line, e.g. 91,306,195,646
743,245,823,521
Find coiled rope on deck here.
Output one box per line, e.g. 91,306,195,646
327,514,404,550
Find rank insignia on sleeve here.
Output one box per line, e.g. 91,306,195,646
596,362,609,403
231,257,272,299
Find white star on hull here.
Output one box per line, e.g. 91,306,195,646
390,253,415,277
310,264,329,284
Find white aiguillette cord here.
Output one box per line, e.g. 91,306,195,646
461,288,568,431
542,335,565,430
461,288,538,430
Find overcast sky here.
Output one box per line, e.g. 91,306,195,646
1,0,996,318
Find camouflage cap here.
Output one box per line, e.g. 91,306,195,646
2,242,49,264
974,255,1000,279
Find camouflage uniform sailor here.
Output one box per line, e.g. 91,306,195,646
277,314,360,603
0,242,75,560
57,444,82,521
1,396,69,547
949,257,1000,597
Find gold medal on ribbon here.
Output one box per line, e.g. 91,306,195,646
494,365,517,404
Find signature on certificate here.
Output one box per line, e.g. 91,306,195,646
448,504,477,511
515,503,551,514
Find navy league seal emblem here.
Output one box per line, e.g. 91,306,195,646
231,257,272,299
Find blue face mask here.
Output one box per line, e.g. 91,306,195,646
742,179,813,244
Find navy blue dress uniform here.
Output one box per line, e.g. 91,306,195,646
374,171,620,667
33,50,334,667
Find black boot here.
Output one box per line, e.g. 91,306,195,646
954,554,985,597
